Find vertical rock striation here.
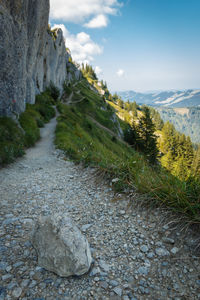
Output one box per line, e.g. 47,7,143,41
0,0,68,116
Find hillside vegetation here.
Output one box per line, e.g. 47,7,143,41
1,62,200,222
55,69,200,222
108,97,200,181
156,107,200,144
0,89,56,166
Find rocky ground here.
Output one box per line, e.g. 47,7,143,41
0,116,200,300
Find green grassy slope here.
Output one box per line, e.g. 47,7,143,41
56,79,135,174
55,79,200,222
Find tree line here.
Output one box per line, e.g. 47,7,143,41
111,95,200,182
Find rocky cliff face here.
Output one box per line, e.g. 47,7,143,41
0,0,69,116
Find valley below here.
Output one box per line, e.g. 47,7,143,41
118,89,200,144
156,107,200,144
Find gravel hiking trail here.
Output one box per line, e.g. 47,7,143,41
0,115,200,299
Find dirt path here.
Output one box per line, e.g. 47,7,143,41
0,116,200,299
88,116,128,145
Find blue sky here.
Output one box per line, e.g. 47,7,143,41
50,0,200,92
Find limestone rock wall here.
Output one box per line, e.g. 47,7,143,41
0,0,68,116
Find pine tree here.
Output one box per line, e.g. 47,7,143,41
173,155,189,181
137,106,158,164
112,93,119,103
82,64,98,80
160,150,174,172
124,102,131,111
160,121,194,180
117,98,124,108
172,134,194,180
153,111,164,130
192,146,200,179
184,136,194,169
159,121,177,156
124,122,140,150
131,101,138,117
159,121,178,172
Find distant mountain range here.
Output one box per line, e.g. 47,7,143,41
118,89,200,107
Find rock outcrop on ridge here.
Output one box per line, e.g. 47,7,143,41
0,0,69,116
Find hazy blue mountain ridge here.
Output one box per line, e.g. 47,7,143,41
118,89,200,107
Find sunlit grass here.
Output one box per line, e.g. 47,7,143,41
55,82,200,222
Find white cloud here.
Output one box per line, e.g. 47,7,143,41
95,66,103,75
84,14,108,28
50,0,122,27
76,32,91,44
117,69,125,77
52,24,103,64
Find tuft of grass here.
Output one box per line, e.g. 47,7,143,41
63,83,73,96
35,93,56,122
55,79,200,222
45,82,60,101
0,117,25,165
19,110,40,147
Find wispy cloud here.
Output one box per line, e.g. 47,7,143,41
84,14,108,28
52,24,103,64
117,69,125,77
50,0,122,27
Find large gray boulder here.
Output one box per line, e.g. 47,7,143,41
32,214,92,277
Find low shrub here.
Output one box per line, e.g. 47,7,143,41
0,117,24,165
19,111,40,147
45,82,60,101
35,93,56,122
63,83,72,95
